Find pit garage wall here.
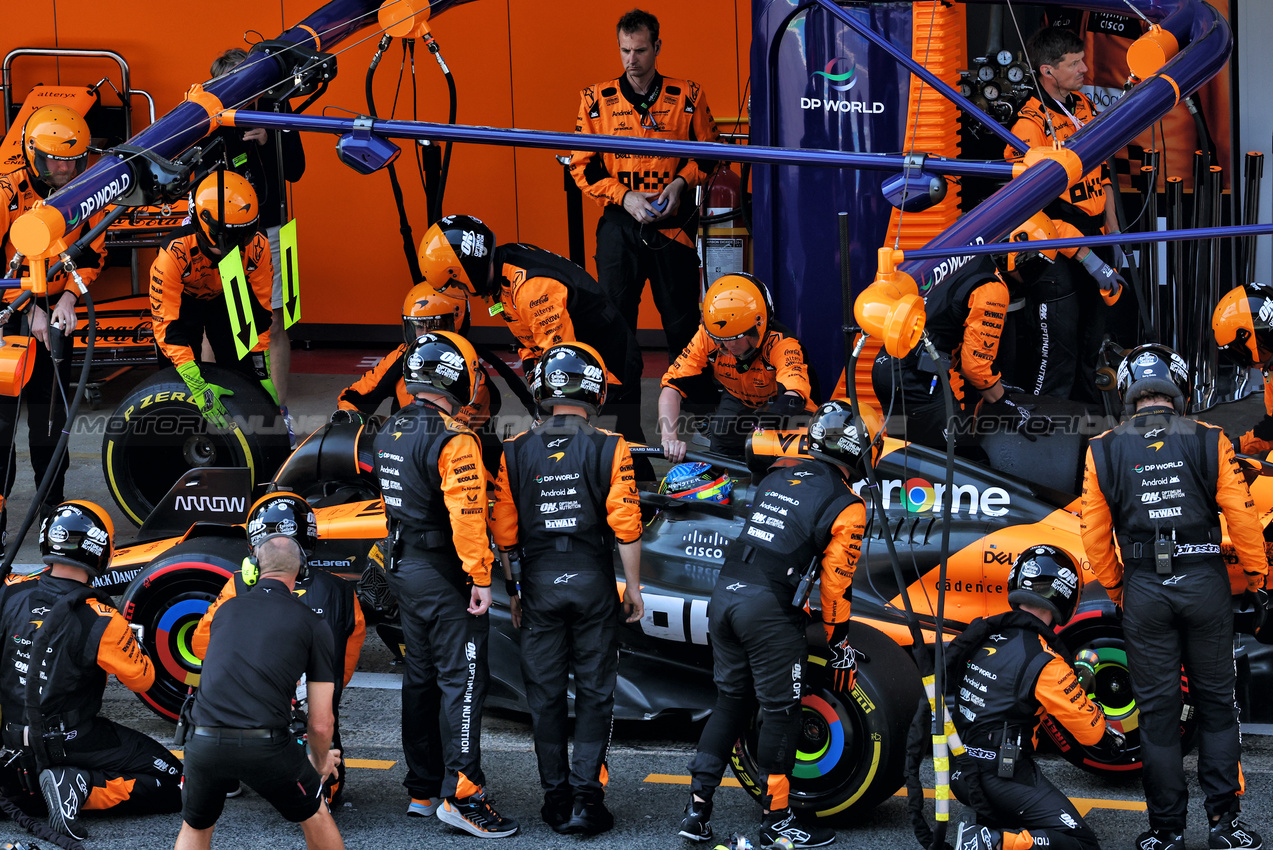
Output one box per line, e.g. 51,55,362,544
1238,0,1273,287
3,0,750,342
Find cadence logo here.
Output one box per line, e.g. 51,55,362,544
801,57,885,114
853,477,1011,517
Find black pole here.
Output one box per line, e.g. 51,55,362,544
1141,150,1160,341
563,157,586,268
1242,152,1264,286
1166,177,1186,354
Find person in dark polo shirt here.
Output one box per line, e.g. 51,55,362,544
173,532,343,850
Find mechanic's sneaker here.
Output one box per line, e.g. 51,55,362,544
40,767,90,841
1210,814,1263,850
956,822,1002,850
437,790,519,838
1137,829,1185,850
678,798,713,842
225,781,244,798
561,798,615,836
543,797,572,833
760,807,836,848
407,796,441,817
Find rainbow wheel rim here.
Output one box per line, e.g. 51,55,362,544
793,694,844,779
1091,646,1136,719
155,598,211,687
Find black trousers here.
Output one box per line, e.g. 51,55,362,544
688,583,805,810
181,729,321,829
952,754,1098,850
594,214,700,361
387,558,489,800
871,354,974,451
706,393,810,458
520,568,619,806
1016,262,1081,399
1123,567,1242,830
2,717,182,816
160,294,266,383
0,312,71,543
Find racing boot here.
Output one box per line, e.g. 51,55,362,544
1136,828,1184,850
40,766,90,841
760,807,836,848
437,788,519,838
542,789,572,832
678,798,713,843
1210,814,1263,850
407,796,440,817
956,823,1002,850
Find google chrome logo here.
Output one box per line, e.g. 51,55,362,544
905,477,937,512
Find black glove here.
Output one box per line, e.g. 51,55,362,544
330,409,366,426
978,395,1052,441
1250,414,1273,443
765,392,806,419
827,622,857,693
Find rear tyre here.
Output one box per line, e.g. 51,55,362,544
120,537,248,719
731,625,922,822
103,365,290,526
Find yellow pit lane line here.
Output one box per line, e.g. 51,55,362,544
172,751,397,769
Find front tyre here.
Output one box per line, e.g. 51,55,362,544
731,625,922,822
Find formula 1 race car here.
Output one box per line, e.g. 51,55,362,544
91,393,1273,824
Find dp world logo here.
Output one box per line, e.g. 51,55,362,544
814,58,857,92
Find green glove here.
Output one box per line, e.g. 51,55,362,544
176,360,235,429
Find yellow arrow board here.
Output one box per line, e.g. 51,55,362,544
280,218,301,328
218,248,258,360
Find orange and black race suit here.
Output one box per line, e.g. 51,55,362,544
1006,92,1111,237
947,611,1105,850
689,459,863,811
337,343,499,431
570,73,720,250
870,254,1009,447
489,413,640,806
149,224,273,373
0,575,182,813
374,399,494,800
663,326,815,411
1081,407,1264,830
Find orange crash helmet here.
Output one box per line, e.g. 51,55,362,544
192,170,260,255
1213,283,1273,369
417,215,497,299
23,105,91,195
402,283,470,342
701,273,773,342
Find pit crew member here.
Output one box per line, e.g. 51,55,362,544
489,342,643,835
569,8,721,360
149,170,275,428
949,545,1118,850
0,501,182,842
1081,343,1266,850
174,521,343,850
1213,282,1273,455
417,214,650,478
659,273,814,461
0,106,107,547
679,399,875,848
192,491,365,804
373,331,519,838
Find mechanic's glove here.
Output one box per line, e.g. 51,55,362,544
765,392,806,419
1080,250,1125,305
1240,588,1270,632
1108,231,1127,269
827,622,858,693
1073,649,1099,692
977,395,1052,441
1250,414,1273,444
521,357,539,382
1097,725,1127,758
176,360,234,429
330,408,366,426
252,350,280,406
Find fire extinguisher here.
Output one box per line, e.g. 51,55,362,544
699,166,750,285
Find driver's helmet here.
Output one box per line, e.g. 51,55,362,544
659,462,733,504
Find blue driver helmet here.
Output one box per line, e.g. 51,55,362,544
659,462,734,504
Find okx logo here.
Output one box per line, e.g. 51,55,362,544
814,58,857,92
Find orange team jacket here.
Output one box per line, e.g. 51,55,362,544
1238,378,1273,456
1080,423,1268,604
495,260,587,371
149,227,273,367
488,430,643,548
435,423,495,587
190,575,366,685
1006,92,1111,233
337,343,497,430
1028,636,1107,749
570,74,721,248
0,171,107,300
663,326,815,410
819,501,866,639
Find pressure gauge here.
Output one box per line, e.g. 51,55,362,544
959,81,974,98
1006,63,1026,84
978,64,997,82
990,100,1014,123
997,50,1015,67
981,82,1001,101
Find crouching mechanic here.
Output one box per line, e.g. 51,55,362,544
0,501,182,841
679,399,877,849
192,492,365,804
1213,282,1273,455
489,343,644,835
175,520,343,850
1081,344,1266,850
375,331,519,838
659,274,815,462
948,545,1120,850
150,170,276,428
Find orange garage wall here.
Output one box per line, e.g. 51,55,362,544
4,0,750,340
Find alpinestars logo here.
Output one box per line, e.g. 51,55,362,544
554,573,577,584
726,582,746,591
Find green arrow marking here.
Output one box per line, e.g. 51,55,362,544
218,248,259,360
280,219,301,329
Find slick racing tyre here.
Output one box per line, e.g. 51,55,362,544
1045,610,1199,775
120,537,247,719
731,625,922,822
103,365,291,526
